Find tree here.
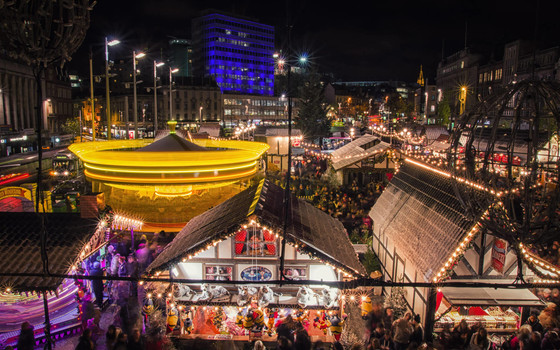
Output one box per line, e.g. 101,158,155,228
386,92,412,119
61,117,81,142
295,71,330,141
437,95,451,127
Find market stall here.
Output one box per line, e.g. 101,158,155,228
143,180,367,344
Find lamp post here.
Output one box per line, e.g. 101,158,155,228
169,67,179,121
89,48,96,141
199,106,203,122
105,37,120,140
153,61,165,137
132,50,146,139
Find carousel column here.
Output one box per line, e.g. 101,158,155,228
424,286,437,342
43,291,53,350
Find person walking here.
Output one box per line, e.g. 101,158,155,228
16,322,35,350
90,261,104,309
76,328,95,350
391,311,413,350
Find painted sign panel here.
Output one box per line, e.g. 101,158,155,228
240,266,272,281
491,238,507,274
0,186,32,201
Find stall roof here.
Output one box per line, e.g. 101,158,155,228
147,180,366,276
368,160,493,282
0,213,97,292
442,284,544,307
331,135,390,171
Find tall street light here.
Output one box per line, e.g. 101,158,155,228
105,37,120,140
153,61,165,137
169,67,179,121
132,50,146,139
89,48,96,141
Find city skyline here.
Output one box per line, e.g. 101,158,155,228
69,0,560,82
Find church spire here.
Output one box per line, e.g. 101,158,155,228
417,65,425,87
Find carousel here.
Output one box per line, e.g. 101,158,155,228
141,180,368,345
69,121,269,226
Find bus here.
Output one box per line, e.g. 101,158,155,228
50,150,81,178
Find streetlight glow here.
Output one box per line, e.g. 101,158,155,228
155,62,165,67
171,68,179,74
135,52,146,59
107,39,120,46
299,55,308,63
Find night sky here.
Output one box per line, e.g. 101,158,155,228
69,0,560,82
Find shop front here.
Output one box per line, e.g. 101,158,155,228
144,180,366,344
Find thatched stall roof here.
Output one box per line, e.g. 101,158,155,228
147,180,366,276
368,160,492,282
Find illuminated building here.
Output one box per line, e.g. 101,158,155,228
192,12,275,96
169,38,193,78
69,123,269,225
222,93,297,126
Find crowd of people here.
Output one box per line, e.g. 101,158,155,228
268,154,384,238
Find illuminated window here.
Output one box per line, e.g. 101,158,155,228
234,226,277,256
283,267,307,280
205,265,232,281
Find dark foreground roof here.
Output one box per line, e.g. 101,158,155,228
147,180,366,276
0,213,97,291
368,160,492,282
136,134,208,152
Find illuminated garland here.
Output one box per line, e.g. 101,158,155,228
148,219,363,279
433,210,490,283
518,243,560,281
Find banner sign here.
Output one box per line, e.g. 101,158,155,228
491,238,508,274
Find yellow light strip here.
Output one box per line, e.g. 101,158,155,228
84,160,257,174
84,168,257,184
519,242,560,279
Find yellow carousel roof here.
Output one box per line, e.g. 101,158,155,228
69,138,269,185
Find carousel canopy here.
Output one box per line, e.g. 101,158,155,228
331,135,390,171
0,213,97,292
368,160,493,282
147,180,366,276
135,133,209,152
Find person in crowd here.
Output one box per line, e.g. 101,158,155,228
16,322,35,350
526,331,542,350
469,327,490,350
276,315,296,344
367,337,382,350
391,311,413,350
294,328,311,350
382,307,394,330
113,332,128,350
510,324,532,350
380,331,394,350
541,330,560,349
127,329,144,350
90,261,104,309
105,325,120,350
76,328,95,350
453,319,470,347
410,314,424,346
526,310,545,333
277,336,293,350
253,340,266,350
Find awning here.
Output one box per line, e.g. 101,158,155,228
442,286,544,307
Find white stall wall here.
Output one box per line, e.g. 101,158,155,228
219,238,232,259
177,262,203,280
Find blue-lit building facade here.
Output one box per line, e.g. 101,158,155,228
192,13,275,96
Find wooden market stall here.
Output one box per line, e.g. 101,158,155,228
145,180,367,343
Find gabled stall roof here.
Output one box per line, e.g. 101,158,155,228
147,180,366,276
368,160,492,282
0,213,97,291
331,135,390,171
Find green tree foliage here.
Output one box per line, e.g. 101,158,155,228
295,71,330,141
437,95,451,127
386,92,412,118
61,117,81,141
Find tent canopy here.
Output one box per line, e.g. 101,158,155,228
442,285,544,307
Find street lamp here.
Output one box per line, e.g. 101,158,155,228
153,61,165,137
132,50,146,139
169,67,179,121
199,106,203,122
105,37,120,140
